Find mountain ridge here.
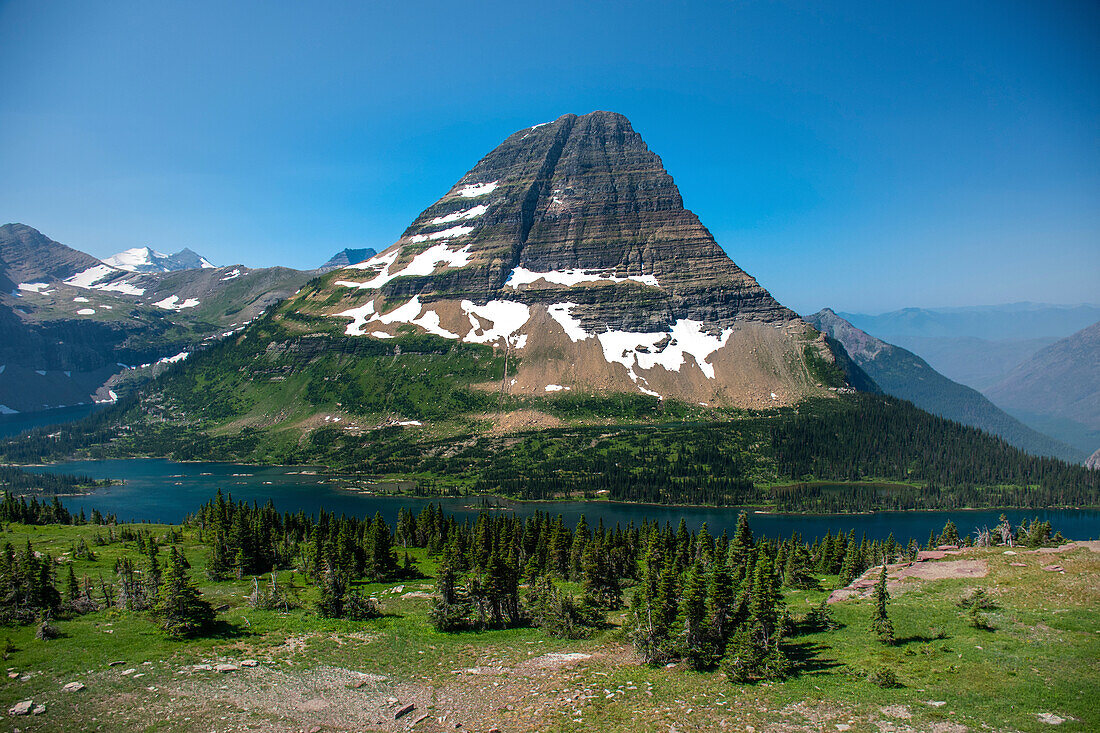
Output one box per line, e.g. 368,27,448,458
806,308,1083,462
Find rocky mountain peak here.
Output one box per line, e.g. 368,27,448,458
306,112,847,408
104,246,215,273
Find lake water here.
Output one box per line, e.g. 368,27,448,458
0,404,105,439
24,459,1100,543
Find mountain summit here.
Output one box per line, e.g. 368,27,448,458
103,246,216,273
302,111,852,407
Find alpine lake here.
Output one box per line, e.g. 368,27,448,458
23,457,1100,543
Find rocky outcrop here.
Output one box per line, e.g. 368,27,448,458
1087,448,1100,470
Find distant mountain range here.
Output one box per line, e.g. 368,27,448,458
839,303,1100,390
984,321,1100,455
840,303,1099,458
0,223,315,413
806,309,1083,462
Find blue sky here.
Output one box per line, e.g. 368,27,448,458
1,0,1096,314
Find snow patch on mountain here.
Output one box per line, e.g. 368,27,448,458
153,295,200,311
430,205,488,225
461,300,531,347
410,225,475,243
457,181,499,198
104,246,215,273
598,320,733,381
336,244,472,290
506,267,660,289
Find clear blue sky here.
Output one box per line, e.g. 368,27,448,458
1,0,1097,314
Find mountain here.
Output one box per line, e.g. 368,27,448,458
806,309,1083,462
103,246,216,273
0,223,103,293
984,321,1100,455
6,114,1098,513
308,110,851,409
56,110,871,440
320,248,377,271
0,224,314,414
1088,449,1100,471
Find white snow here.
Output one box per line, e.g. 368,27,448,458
430,205,488,225
65,265,117,288
545,384,571,392
337,243,472,290
370,331,394,339
101,304,113,309
597,319,733,381
97,281,146,296
73,296,90,303
153,295,200,311
17,282,50,293
339,296,458,339
505,266,660,289
530,121,552,129
64,264,146,295
77,308,96,315
547,303,590,342
104,247,167,271
397,420,423,426
159,351,190,364
457,181,499,198
220,268,242,281
336,300,376,336
461,300,531,347
410,225,475,244
637,385,662,399
0,405,17,415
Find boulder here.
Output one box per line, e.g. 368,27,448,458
395,703,416,720
8,700,33,716
214,664,239,673
62,681,86,692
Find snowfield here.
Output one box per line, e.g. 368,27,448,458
505,266,660,289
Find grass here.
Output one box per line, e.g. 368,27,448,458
0,520,1096,731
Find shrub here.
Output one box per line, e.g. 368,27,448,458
867,666,901,688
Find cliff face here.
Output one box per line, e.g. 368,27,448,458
299,111,850,409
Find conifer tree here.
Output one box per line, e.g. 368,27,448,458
154,547,215,638
870,563,894,644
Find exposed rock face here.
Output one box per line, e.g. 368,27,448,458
1086,448,1100,470
807,308,1082,462
311,111,848,407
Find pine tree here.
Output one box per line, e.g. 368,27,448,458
870,563,894,644
154,547,215,638
678,562,713,669
208,530,231,580
64,564,79,604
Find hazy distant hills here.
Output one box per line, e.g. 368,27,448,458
806,309,1082,462
840,303,1100,390
984,321,1100,455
